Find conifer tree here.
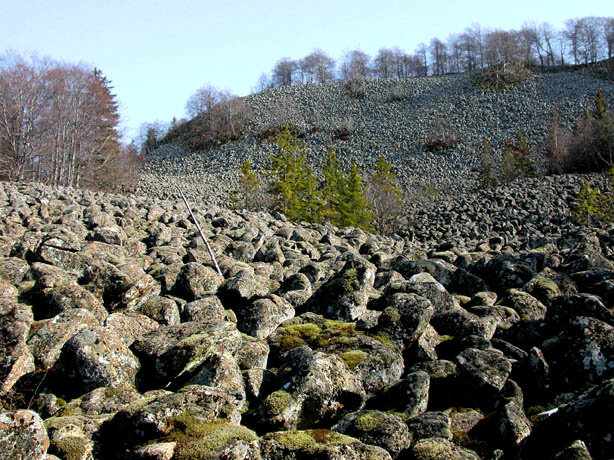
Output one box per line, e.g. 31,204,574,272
230,159,261,210
339,161,374,231
320,147,347,223
368,156,404,235
267,128,321,222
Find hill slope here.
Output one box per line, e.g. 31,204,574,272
137,70,614,206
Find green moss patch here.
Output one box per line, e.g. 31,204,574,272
354,411,386,432
269,429,356,451
166,413,257,460
51,437,90,460
340,350,368,369
274,318,359,353
263,390,293,417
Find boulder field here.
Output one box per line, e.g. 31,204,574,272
0,178,612,459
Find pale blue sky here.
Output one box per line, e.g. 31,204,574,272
2,0,612,141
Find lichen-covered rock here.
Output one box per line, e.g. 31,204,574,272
132,320,242,390
59,325,141,394
253,346,366,430
236,334,269,370
374,292,434,347
332,410,412,458
411,437,481,460
174,263,224,300
57,386,144,417
406,411,453,442
502,289,548,320
258,429,393,460
184,351,246,409
45,414,106,460
267,314,403,395
234,294,295,339
433,305,500,341
138,295,181,326
303,258,376,321
30,271,107,320
0,301,34,395
90,225,127,246
553,440,594,460
0,257,30,284
545,316,614,390
181,296,226,323
36,229,87,275
82,260,160,311
103,312,160,347
0,410,50,460
410,360,459,409
218,268,271,303
372,370,430,417
105,385,243,446
456,347,512,406
497,401,532,449
28,308,100,370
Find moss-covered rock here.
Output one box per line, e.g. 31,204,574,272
411,437,481,460
333,410,412,458
163,414,258,460
259,428,392,460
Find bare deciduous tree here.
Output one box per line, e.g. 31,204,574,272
429,38,448,75
299,49,336,84
339,49,371,80
0,53,126,189
185,84,221,119
272,58,298,87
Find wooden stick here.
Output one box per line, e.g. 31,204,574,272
176,186,223,277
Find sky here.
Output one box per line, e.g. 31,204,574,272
1,0,612,142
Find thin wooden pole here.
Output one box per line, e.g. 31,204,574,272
176,186,223,277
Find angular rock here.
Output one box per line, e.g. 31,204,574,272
374,292,434,347
0,410,50,460
181,296,226,323
235,294,295,339
132,320,242,390
104,312,160,347
521,379,614,460
456,347,512,406
0,301,34,394
411,437,480,460
254,346,366,430
406,411,453,441
59,325,141,394
28,308,100,370
332,410,412,458
259,429,392,460
138,296,181,326
218,268,271,303
303,258,376,321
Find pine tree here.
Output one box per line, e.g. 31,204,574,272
230,159,261,210
368,156,404,235
320,147,346,223
267,128,321,222
340,161,374,231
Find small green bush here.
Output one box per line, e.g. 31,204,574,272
572,167,614,225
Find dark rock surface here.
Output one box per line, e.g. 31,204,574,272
0,178,613,459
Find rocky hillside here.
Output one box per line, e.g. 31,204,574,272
137,71,614,207
1,177,613,459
